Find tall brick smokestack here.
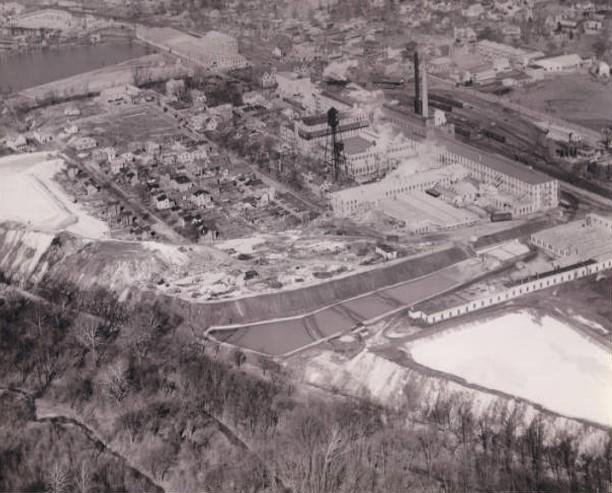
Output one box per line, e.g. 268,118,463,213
414,51,421,115
421,57,428,117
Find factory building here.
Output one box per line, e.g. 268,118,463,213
330,163,468,216
532,54,583,73
436,139,558,215
331,139,558,219
281,110,369,154
530,214,612,262
136,27,248,71
379,191,479,233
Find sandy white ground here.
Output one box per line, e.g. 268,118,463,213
215,235,266,254
409,311,612,427
0,153,108,238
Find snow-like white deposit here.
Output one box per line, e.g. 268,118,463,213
141,241,189,265
409,311,612,427
0,153,108,238
0,227,55,283
215,236,266,254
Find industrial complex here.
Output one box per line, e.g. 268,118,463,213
1,0,612,490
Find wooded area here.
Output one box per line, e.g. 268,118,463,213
0,281,610,492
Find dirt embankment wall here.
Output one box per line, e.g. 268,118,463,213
153,247,469,328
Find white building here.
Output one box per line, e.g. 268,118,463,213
331,163,468,216
136,27,249,71
596,61,610,78
475,40,544,69
33,131,54,144
331,139,558,218
71,137,97,151
99,84,140,106
533,54,582,73
5,134,27,151
13,9,79,31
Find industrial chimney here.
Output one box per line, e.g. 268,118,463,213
421,58,429,118
413,51,421,116
413,50,429,118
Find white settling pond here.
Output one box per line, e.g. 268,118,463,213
409,311,612,427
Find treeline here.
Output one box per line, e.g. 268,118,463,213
0,284,611,492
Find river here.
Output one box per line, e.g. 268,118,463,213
0,41,152,94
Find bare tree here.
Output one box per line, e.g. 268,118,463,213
74,460,92,493
49,463,71,493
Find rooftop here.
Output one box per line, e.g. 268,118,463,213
438,137,555,185
380,191,478,228
343,135,375,155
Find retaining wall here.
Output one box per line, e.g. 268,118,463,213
152,246,469,329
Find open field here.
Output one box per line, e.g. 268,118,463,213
0,153,109,238
407,310,612,427
76,104,182,144
507,74,612,131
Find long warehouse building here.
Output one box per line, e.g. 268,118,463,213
331,138,558,217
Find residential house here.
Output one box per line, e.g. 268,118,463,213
375,244,398,260
71,136,97,151
153,194,173,210
161,153,177,166
33,131,54,144
66,164,79,179
92,149,108,163
596,61,610,78
85,181,99,196
64,106,80,116
119,152,136,164
453,26,477,44
190,89,207,107
127,141,145,154
584,19,603,34
166,78,186,98
190,189,213,207
261,70,277,88
109,156,126,174
99,84,140,106
171,175,193,193
101,146,118,160
145,141,161,155
64,124,79,135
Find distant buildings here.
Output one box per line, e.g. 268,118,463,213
532,54,583,73
99,84,140,106
12,9,79,31
136,27,249,71
474,40,544,69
